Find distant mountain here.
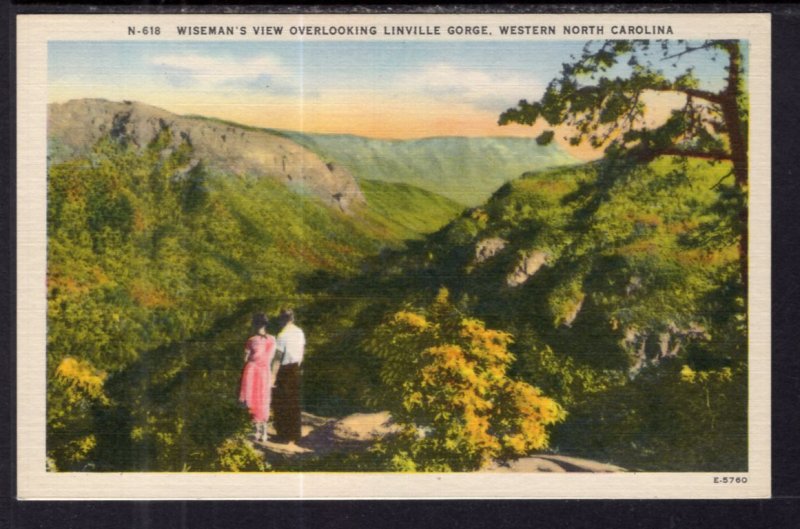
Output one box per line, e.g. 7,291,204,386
275,131,579,206
48,99,365,212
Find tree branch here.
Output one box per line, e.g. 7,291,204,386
710,169,735,190
648,86,724,105
644,147,732,162
661,40,716,61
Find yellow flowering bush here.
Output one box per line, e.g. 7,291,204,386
48,357,111,468
368,288,565,471
55,357,110,405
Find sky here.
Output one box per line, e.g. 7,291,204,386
48,40,736,158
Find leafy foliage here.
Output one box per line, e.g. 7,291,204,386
213,435,268,472
47,357,110,470
490,39,748,469
554,360,747,471
46,126,432,470
309,154,746,470
47,49,750,473
499,40,746,168
366,289,565,471
499,39,749,283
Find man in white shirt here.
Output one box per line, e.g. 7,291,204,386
272,308,306,443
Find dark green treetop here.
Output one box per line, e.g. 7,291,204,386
499,39,748,284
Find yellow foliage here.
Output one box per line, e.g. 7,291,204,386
48,274,90,296
470,208,489,226
91,266,112,286
425,344,464,370
459,318,514,364
674,246,737,267
626,211,662,227
616,240,660,257
680,364,697,383
215,436,267,472
77,435,96,454
371,292,566,471
56,357,109,405
434,287,450,306
504,434,527,453
67,435,97,463
393,311,429,330
681,365,734,385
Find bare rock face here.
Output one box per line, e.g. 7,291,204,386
506,250,549,287
626,323,709,373
485,454,626,473
331,411,400,442
48,99,365,213
474,237,508,264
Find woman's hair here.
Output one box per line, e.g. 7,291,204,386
251,312,269,334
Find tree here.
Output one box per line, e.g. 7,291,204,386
499,40,748,287
367,289,565,471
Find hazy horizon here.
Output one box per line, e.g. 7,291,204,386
49,40,733,160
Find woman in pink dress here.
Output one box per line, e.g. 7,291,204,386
238,313,276,442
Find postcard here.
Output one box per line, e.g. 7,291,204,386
16,11,771,499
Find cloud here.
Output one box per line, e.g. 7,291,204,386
150,53,296,92
397,63,544,112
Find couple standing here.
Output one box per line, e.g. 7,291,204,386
238,309,305,444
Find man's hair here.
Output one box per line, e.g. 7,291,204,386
280,308,295,323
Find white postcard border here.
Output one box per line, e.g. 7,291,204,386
16,12,772,500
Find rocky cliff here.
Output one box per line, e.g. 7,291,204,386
48,99,365,212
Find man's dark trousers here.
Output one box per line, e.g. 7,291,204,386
273,363,302,442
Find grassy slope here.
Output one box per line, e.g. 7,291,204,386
356,179,464,242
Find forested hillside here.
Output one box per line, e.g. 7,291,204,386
300,156,747,471
47,99,746,473
45,126,462,471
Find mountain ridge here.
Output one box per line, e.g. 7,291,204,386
48,98,366,213
277,129,580,206
49,98,579,213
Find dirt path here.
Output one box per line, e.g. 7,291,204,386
249,411,625,472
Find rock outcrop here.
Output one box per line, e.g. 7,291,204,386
506,250,549,287
626,323,709,373
474,237,508,264
48,99,365,213
484,454,625,473
252,411,625,473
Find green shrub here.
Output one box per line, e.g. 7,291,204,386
213,435,268,472
552,359,747,471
